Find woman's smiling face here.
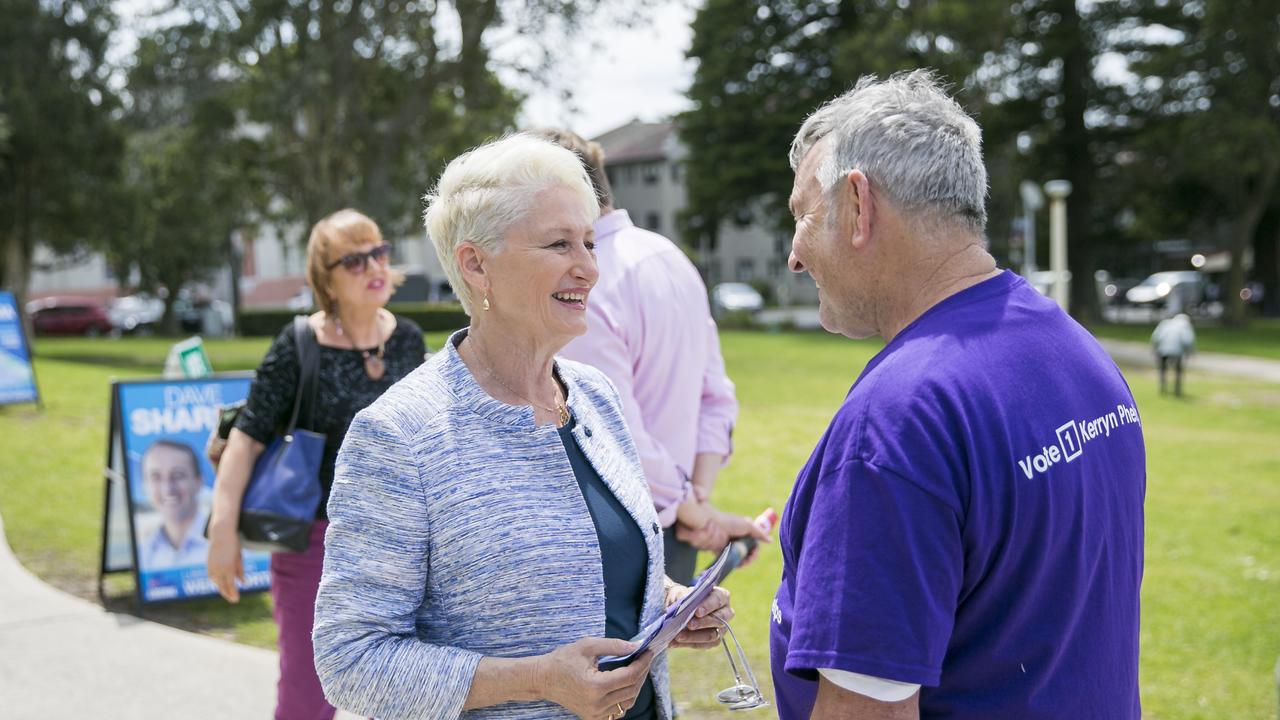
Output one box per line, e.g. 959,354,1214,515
481,184,599,346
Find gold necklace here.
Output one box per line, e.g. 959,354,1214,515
467,335,570,426
334,316,386,380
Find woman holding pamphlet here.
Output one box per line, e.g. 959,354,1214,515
206,209,426,720
313,135,737,720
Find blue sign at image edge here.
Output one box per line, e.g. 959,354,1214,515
0,291,38,406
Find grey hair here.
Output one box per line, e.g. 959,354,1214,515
423,133,598,315
789,70,988,234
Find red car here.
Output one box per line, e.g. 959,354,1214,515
26,296,114,336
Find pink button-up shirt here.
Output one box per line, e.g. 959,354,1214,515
560,209,737,527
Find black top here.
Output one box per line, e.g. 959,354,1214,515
235,316,426,519
557,418,656,720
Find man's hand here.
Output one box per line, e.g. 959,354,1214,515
675,512,731,552
690,452,725,503
675,504,772,559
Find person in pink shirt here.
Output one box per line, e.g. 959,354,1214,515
536,128,769,584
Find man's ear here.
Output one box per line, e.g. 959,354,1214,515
843,169,874,250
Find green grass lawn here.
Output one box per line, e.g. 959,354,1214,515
1088,317,1280,361
2,331,1278,718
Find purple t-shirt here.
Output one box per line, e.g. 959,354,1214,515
770,271,1145,719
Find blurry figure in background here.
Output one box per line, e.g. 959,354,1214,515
207,209,425,720
139,439,208,569
533,128,769,586
1152,313,1196,397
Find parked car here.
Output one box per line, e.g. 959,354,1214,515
26,296,114,336
1101,277,1141,306
1125,271,1205,311
108,294,165,334
172,296,234,336
710,282,764,317
286,286,314,311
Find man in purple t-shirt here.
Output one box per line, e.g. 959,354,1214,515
770,70,1146,720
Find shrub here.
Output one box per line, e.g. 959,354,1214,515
237,303,469,337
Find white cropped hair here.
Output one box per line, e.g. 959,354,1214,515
790,70,988,234
423,133,599,315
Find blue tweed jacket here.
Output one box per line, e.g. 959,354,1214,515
314,330,672,720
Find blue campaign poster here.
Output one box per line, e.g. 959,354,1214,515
117,376,272,603
0,291,39,406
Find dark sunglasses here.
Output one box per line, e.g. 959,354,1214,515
327,244,392,273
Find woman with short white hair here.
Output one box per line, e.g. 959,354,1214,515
313,134,735,720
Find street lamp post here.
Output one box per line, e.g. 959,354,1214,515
1043,179,1073,311
1019,180,1044,276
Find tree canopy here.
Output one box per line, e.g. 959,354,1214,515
0,0,124,311
680,0,1280,323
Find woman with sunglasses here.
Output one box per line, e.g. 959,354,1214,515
207,208,426,720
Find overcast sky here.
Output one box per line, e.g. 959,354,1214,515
514,1,698,139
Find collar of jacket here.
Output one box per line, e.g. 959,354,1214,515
439,327,590,430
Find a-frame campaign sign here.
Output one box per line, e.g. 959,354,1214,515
99,373,271,607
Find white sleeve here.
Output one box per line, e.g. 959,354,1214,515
817,668,921,702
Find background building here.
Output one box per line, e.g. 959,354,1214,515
594,120,818,305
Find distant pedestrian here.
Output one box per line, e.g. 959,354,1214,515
1152,313,1195,397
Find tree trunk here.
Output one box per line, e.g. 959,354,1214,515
1059,0,1098,324
1224,155,1279,327
227,227,243,337
1269,221,1280,317
161,291,181,336
2,234,34,342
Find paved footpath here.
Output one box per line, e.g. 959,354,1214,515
1096,338,1280,385
0,512,359,719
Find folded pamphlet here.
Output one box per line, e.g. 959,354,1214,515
597,544,734,671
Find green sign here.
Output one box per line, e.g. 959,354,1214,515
164,337,212,378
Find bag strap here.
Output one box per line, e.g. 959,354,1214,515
285,315,320,433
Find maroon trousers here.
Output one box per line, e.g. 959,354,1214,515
269,521,336,720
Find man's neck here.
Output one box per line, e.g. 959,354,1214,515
163,518,195,550
878,240,1001,343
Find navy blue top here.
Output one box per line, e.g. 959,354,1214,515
558,418,656,720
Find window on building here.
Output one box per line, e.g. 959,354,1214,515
706,259,722,284
606,168,617,187
736,258,756,282
643,163,659,185
623,165,635,184
646,212,661,231
671,163,682,182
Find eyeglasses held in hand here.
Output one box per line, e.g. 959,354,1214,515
711,614,769,711
327,244,392,273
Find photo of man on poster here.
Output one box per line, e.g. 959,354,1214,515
137,439,209,570
111,376,271,604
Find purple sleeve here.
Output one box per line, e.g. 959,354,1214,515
784,458,962,687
